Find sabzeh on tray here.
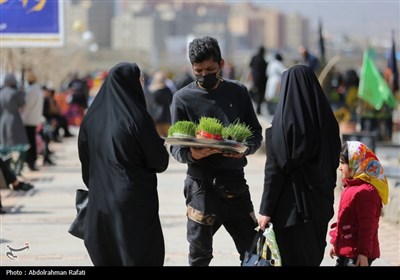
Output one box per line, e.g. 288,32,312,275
165,117,252,153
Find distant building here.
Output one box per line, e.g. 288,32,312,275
88,1,115,48
285,13,309,53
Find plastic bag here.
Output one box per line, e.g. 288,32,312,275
243,229,275,266
262,223,282,266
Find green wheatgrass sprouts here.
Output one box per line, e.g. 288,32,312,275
168,121,197,137
196,117,224,136
222,121,253,142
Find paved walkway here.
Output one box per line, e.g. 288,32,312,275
0,125,399,267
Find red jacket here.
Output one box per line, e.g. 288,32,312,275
330,178,381,259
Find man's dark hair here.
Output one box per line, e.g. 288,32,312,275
340,141,349,164
188,36,222,65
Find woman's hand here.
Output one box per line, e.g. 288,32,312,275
258,215,271,231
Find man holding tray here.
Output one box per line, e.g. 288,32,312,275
170,36,263,266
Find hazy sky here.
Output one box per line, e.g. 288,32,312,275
230,0,400,46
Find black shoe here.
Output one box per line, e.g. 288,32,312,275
0,208,6,214
13,182,34,192
28,163,39,171
43,157,56,166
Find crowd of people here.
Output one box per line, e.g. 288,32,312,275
0,68,90,213
1,36,395,266
247,45,396,142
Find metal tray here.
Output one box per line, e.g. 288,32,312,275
164,137,248,154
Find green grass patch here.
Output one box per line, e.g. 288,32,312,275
196,117,224,136
168,121,197,137
222,120,252,142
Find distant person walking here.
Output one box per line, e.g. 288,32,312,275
146,71,173,137
21,70,44,171
78,62,169,266
249,46,268,115
0,74,28,147
265,53,287,115
298,46,320,73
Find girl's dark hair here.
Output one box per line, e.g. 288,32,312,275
340,141,349,164
188,36,222,64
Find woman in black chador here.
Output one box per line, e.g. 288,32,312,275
258,65,341,266
78,62,169,266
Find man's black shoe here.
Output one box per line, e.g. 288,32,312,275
43,157,56,166
28,163,39,171
14,182,34,192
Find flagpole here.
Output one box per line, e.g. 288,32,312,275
318,19,326,66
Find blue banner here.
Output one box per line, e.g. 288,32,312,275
0,0,64,47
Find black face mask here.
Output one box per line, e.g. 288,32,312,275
196,71,220,90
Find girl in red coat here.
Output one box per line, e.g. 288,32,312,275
329,141,389,266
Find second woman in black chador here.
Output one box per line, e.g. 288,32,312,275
259,65,341,266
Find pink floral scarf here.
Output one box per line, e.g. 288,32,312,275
347,141,389,205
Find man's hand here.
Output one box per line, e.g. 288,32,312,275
190,147,222,160
222,151,244,158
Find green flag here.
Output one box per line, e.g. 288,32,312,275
358,48,397,110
